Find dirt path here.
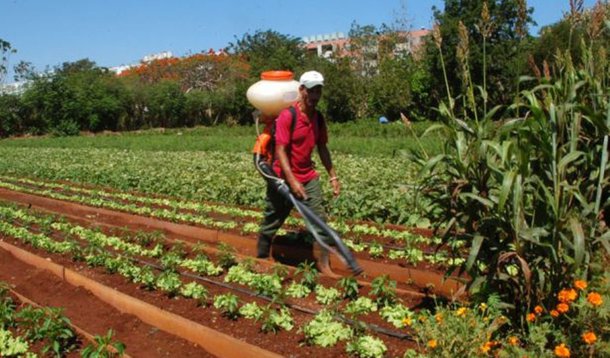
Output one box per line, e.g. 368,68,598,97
0,247,214,358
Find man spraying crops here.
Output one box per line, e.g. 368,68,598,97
257,71,340,265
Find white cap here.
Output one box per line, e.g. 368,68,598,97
299,71,324,88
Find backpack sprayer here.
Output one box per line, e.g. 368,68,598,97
247,71,363,276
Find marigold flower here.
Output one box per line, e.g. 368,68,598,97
558,288,577,303
428,339,438,349
526,313,536,322
534,305,543,314
480,342,492,354
554,343,570,357
456,307,468,317
587,292,603,306
582,331,597,345
508,336,519,346
574,280,587,290
556,303,569,314
402,317,412,326
550,309,560,317
435,313,443,323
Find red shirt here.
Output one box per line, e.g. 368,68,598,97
273,105,328,183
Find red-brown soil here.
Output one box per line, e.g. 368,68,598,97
0,216,419,357
0,248,213,357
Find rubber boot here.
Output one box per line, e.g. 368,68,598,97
314,244,339,278
256,235,272,259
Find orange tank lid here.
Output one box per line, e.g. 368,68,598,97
260,70,294,81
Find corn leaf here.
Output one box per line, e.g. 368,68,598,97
569,217,585,267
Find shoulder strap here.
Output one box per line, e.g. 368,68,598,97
287,106,297,157
288,106,297,140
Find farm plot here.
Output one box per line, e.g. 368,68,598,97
0,175,460,265
0,199,427,357
0,175,466,295
0,147,426,225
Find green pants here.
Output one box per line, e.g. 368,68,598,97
258,178,330,256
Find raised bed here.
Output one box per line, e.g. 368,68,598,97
0,180,465,298
0,201,425,357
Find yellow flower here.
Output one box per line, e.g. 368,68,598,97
526,313,536,322
558,289,577,303
456,307,468,317
479,302,488,311
554,343,570,357
587,292,603,306
534,305,543,314
428,339,438,349
402,317,412,326
574,280,587,290
556,303,569,314
435,313,443,323
508,336,519,346
550,309,559,317
582,331,597,345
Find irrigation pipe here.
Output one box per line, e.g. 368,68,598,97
134,257,412,340
0,240,282,358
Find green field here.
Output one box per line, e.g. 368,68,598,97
0,120,441,158
0,121,439,226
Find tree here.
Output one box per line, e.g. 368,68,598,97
227,29,305,77
13,61,35,82
0,38,16,83
422,0,535,113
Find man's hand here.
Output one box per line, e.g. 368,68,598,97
330,177,341,197
289,179,308,200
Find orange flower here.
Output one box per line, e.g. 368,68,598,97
435,313,443,323
526,313,536,322
480,342,492,354
508,336,519,346
554,343,570,357
402,317,412,326
558,289,577,303
587,292,603,306
534,305,543,314
574,280,587,290
556,303,570,314
582,331,597,345
428,339,438,349
550,309,560,317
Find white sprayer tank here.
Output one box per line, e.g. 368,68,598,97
247,71,299,117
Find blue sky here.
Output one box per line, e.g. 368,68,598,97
0,0,599,82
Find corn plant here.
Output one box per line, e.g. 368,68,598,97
413,8,610,322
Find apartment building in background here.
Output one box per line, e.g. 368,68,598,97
302,28,430,59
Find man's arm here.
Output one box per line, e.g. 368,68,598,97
318,143,340,197
276,144,307,199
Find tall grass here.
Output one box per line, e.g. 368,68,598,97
413,1,610,323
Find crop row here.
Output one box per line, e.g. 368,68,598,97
0,202,418,357
0,147,426,225
0,282,123,357
0,176,465,268
0,175,428,242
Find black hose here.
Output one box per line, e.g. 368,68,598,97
253,155,363,276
